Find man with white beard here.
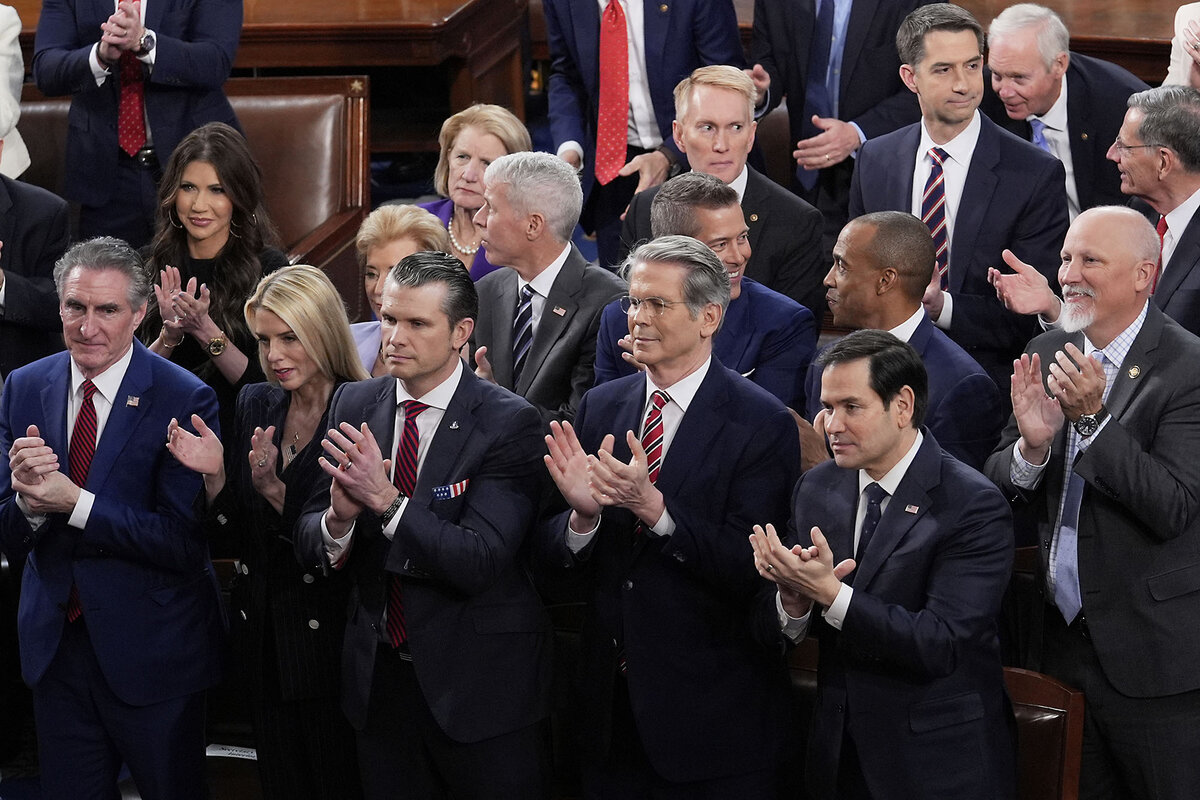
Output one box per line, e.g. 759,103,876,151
985,205,1200,799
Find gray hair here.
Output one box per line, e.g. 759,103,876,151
624,234,731,317
650,172,740,239
897,3,984,67
53,237,151,309
1127,85,1200,172
988,4,1069,70
483,151,583,243
388,250,478,327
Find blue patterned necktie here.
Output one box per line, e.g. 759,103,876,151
512,284,535,383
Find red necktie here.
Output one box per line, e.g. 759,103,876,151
1154,215,1169,294
641,390,670,485
386,400,428,648
117,52,146,156
922,148,950,289
595,0,629,185
65,379,98,622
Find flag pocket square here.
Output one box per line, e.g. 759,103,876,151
432,480,470,500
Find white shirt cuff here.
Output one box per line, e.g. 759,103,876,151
934,291,953,329
67,489,94,529
90,44,111,85
321,512,354,568
1010,440,1049,489
821,583,854,631
777,591,811,644
566,513,601,554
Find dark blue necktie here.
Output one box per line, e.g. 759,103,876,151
855,482,888,564
797,0,836,191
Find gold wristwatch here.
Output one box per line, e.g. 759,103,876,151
206,333,228,357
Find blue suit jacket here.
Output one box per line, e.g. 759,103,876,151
792,433,1015,800
982,53,1148,212
849,113,1069,387
543,0,743,195
545,360,800,782
805,315,1003,470
594,277,816,409
32,0,242,207
295,369,552,742
0,341,224,706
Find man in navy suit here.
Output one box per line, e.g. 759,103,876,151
296,253,552,799
806,211,1002,470
599,170,816,409
753,329,1015,800
618,65,826,314
849,3,1068,392
543,0,743,267
748,0,930,256
982,3,1147,219
992,86,1200,340
544,235,799,797
33,0,242,248
0,143,71,378
472,152,625,425
0,238,224,799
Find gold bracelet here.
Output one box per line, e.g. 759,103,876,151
161,326,183,349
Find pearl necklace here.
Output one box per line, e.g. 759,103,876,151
447,217,480,256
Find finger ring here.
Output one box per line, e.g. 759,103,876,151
825,153,831,161
765,564,775,572
257,458,267,467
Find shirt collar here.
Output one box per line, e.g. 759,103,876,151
520,243,572,299
918,110,982,168
728,165,750,203
858,430,924,497
70,342,135,406
1165,185,1200,237
646,355,711,414
396,357,464,411
1031,74,1069,132
1081,300,1148,369
888,307,927,343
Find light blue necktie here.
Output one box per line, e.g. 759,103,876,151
1029,118,1053,154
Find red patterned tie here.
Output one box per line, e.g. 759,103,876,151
595,0,629,185
65,379,98,622
922,147,950,289
1154,215,1168,294
117,52,146,157
641,390,670,484
386,400,428,648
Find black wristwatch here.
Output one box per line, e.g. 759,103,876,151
135,30,155,57
1073,406,1109,438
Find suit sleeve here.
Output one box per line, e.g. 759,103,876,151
545,285,624,425
385,403,547,596
145,0,241,91
750,304,816,409
2,197,69,332
545,0,591,152
749,0,787,117
691,0,745,70
0,376,37,556
769,200,826,313
594,301,633,387
926,373,1004,472
32,0,100,96
618,189,653,264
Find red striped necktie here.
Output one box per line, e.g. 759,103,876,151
386,400,428,648
65,379,98,622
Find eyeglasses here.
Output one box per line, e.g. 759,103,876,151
1111,139,1160,155
619,295,685,318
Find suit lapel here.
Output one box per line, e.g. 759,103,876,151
1156,216,1200,306
86,344,153,493
653,365,729,502
489,271,519,389
821,469,860,568
890,125,920,211
39,355,71,458
950,119,1000,293
855,436,939,588
839,0,878,95
1103,305,1162,421
742,169,768,257
366,378,400,471
1064,65,1095,210
411,370,478,506
643,0,669,89
518,247,586,394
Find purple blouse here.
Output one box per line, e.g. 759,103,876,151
419,197,502,281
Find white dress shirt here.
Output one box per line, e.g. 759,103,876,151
519,243,572,336
1028,76,1079,220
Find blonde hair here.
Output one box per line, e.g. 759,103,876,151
244,265,370,386
433,104,532,197
355,204,449,270
674,65,756,121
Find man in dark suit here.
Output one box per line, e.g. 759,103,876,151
33,0,241,247
992,86,1200,339
600,170,816,409
806,211,1002,470
544,235,800,797
981,3,1147,218
472,151,625,424
753,329,1015,800
296,253,552,799
0,238,224,799
619,65,826,314
985,206,1200,799
0,149,71,378
748,0,930,256
544,0,743,267
849,3,1069,391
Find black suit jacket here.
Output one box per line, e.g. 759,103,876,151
619,166,826,314
0,175,69,378
985,305,1200,697
1144,201,1200,337
544,361,800,783
296,369,552,742
793,433,1015,800
850,114,1070,387
982,52,1148,212
472,245,625,424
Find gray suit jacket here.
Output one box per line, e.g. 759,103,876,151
985,304,1200,697
472,244,625,424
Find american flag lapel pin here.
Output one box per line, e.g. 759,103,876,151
433,480,470,500
126,396,139,407
553,306,567,316
905,504,919,514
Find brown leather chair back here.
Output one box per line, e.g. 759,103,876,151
1005,666,1085,800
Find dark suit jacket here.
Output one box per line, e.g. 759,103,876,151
208,382,353,704
0,341,224,706
849,113,1070,387
792,433,1015,800
595,277,816,409
1145,201,1200,337
543,0,743,196
0,175,70,378
296,369,552,741
472,245,625,424
544,360,800,782
32,0,242,207
985,304,1200,697
618,166,827,313
804,314,1003,470
981,53,1148,212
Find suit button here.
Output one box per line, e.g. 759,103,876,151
308,619,320,630
623,580,633,591
302,574,315,584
